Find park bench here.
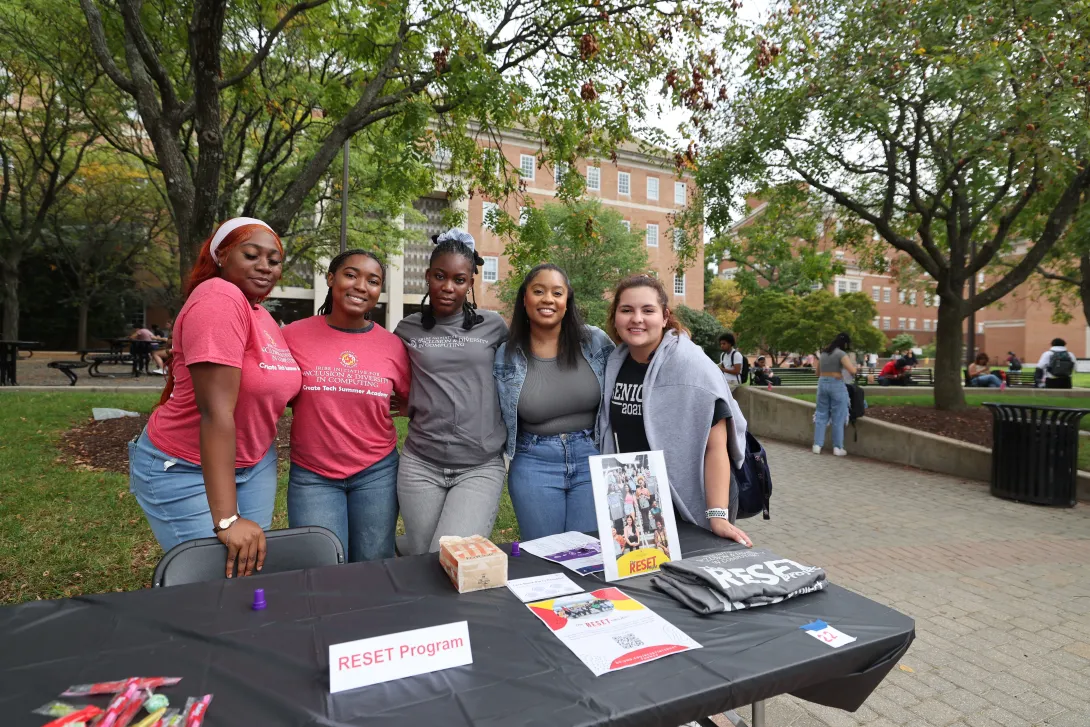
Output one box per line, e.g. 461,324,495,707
768,368,819,386
856,366,934,386
48,360,90,386
87,351,137,377
962,368,1037,387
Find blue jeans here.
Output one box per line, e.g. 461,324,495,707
507,429,599,540
287,449,400,563
128,430,277,552
813,376,849,449
970,374,1002,388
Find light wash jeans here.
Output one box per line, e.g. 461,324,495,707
287,448,399,563
813,375,849,450
128,429,277,552
507,429,599,540
396,450,506,555
970,374,1002,388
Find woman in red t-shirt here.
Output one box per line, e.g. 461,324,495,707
130,218,302,578
282,250,410,562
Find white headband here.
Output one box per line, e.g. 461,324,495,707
210,217,277,263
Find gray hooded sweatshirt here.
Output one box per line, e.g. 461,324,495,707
596,331,744,529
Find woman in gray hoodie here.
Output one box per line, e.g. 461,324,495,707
597,275,752,547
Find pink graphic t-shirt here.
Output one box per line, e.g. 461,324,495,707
147,277,302,467
283,316,410,479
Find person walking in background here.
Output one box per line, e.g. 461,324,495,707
718,332,744,386
968,352,1002,388
129,218,301,578
494,264,614,540
283,250,411,562
813,332,856,456
1036,338,1075,389
394,230,509,555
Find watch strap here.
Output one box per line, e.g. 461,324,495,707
706,507,729,521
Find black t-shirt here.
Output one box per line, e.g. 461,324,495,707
609,354,732,454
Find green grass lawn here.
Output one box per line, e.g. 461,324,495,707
791,391,1090,470
0,392,518,605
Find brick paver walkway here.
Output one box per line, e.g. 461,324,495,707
723,440,1090,727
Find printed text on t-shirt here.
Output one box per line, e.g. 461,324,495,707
611,382,643,416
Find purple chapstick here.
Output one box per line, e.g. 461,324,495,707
252,588,267,611
511,541,521,557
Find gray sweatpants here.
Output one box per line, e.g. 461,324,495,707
396,449,506,555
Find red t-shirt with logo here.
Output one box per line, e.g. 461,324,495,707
147,277,302,467
282,316,411,479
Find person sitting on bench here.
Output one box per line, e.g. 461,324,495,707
968,352,1002,388
878,358,914,386
751,356,780,386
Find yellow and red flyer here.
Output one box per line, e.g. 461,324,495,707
526,587,701,676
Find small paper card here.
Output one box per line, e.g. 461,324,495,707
329,622,472,693
800,620,856,648
506,574,583,603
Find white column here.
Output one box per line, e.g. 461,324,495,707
387,248,405,328
312,259,330,315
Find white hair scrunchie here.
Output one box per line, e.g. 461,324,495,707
210,217,277,263
435,228,476,251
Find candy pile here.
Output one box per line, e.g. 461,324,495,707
32,677,212,727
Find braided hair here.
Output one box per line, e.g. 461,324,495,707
421,229,485,331
318,248,386,317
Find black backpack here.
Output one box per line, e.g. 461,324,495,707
846,383,867,441
734,432,772,520
1047,351,1075,378
739,354,751,384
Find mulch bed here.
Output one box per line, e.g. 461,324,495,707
60,414,293,474
864,406,993,447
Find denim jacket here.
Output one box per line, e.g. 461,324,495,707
494,325,615,459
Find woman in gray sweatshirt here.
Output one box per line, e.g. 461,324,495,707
597,275,752,547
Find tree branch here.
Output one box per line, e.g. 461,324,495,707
78,0,137,95
218,0,333,88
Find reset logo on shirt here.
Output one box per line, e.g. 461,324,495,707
611,382,643,416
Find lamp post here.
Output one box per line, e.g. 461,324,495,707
966,239,976,366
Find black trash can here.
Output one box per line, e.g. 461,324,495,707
982,403,1089,507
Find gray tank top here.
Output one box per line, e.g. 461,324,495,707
517,353,601,436
819,348,847,373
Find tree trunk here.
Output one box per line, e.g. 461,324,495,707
0,261,19,340
1080,251,1090,334
77,302,90,351
934,299,967,410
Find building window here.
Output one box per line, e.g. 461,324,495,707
883,287,891,303
675,181,686,205
873,316,880,328
618,171,631,196
621,220,630,231
923,319,931,331
836,280,848,295
722,268,737,280
519,207,530,225
553,162,568,186
872,286,881,302
909,318,917,330
848,280,861,293
519,154,535,180
977,272,985,284
647,177,659,201
909,290,917,306
898,290,906,304
977,322,985,334
586,166,600,191
673,229,684,250
674,273,686,296
882,317,891,330
482,256,498,283
645,223,659,247
481,202,499,231
933,319,938,329
835,250,845,259
898,317,906,329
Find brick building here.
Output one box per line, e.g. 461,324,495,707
265,128,701,329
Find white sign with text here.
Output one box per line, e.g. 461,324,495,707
329,621,472,693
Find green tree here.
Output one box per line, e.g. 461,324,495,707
499,200,647,327
732,291,799,365
674,305,724,361
693,0,1090,409
708,185,846,297
783,291,884,360
888,333,918,353
0,0,726,286
705,277,742,328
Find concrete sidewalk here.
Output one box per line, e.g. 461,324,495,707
723,440,1090,727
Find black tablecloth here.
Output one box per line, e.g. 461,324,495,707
0,526,913,726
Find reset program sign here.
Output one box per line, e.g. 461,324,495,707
328,621,472,693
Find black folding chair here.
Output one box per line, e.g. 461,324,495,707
152,526,344,587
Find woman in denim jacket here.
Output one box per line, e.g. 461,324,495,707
494,264,614,539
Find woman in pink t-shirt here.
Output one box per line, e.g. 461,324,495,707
130,218,301,578
282,250,410,562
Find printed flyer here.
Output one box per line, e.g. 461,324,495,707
519,532,604,576
526,587,701,676
588,451,680,582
